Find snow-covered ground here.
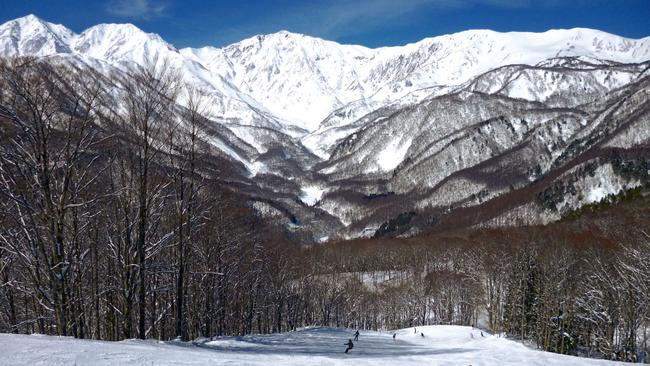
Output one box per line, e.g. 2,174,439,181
300,185,326,206
0,325,626,365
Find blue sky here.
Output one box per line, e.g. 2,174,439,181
1,0,649,48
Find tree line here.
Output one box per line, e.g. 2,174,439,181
0,57,648,363
300,208,649,362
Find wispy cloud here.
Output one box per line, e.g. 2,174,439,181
301,0,444,38
299,0,565,38
106,0,169,20
212,0,553,45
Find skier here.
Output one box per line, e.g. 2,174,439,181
344,339,354,353
354,330,360,341
392,333,396,340
421,332,425,338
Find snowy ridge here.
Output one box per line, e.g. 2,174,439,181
1,15,649,134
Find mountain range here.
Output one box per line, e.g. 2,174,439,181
1,14,649,242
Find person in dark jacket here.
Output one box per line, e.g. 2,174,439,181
344,339,354,353
354,330,360,341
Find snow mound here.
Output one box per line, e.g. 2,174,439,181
373,137,413,173
300,185,326,206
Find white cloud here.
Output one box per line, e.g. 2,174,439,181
213,0,551,45
296,0,560,39
106,0,169,20
183,0,579,48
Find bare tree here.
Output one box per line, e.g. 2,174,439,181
0,57,104,335
114,56,180,339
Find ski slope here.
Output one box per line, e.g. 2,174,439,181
0,325,625,365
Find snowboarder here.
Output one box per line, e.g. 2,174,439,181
344,339,354,353
354,330,360,341
421,332,425,338
392,333,396,340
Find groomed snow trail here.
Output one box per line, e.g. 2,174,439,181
0,325,625,365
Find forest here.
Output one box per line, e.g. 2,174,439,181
0,57,649,363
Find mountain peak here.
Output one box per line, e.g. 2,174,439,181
0,14,74,56
72,22,178,63
3,13,72,35
14,13,43,23
80,22,158,39
8,14,51,27
230,29,322,50
269,29,303,37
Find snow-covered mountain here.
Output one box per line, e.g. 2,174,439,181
0,14,74,56
1,14,649,241
2,15,649,133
